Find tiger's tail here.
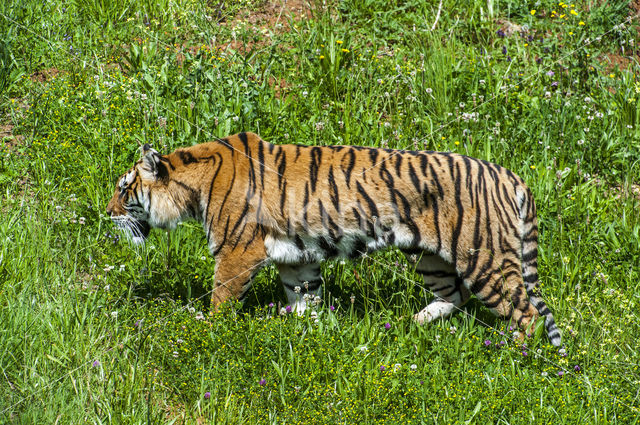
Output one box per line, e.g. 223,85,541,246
519,187,562,347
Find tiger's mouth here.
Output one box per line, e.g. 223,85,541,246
111,216,151,244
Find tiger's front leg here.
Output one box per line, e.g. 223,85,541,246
211,244,268,308
276,263,323,314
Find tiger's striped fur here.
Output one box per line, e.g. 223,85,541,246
107,132,561,346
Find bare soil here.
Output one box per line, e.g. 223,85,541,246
30,67,62,82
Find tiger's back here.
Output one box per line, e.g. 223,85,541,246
107,132,561,346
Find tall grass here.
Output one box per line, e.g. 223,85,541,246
0,0,639,423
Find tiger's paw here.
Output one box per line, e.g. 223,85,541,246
413,301,456,324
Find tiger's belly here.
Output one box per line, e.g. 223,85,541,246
264,223,418,264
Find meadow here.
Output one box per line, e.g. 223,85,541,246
0,0,639,423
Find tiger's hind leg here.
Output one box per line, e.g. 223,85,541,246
276,263,322,314
465,256,540,337
406,253,470,324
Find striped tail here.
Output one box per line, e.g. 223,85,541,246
519,188,562,347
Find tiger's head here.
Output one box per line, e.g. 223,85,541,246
106,144,178,244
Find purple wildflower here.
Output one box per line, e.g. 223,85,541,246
204,392,211,399
536,57,542,64
92,360,100,367
522,351,528,356
285,305,292,313
558,370,564,377
546,70,555,77
259,379,266,386
574,365,581,372
551,81,558,87
330,305,335,312
268,302,274,308
380,365,386,371
497,29,506,38
502,46,507,55
499,340,506,346
484,340,492,347
384,322,391,330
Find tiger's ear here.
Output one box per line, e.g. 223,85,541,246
139,144,162,179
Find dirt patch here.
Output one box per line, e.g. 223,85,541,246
611,184,640,201
233,0,312,29
601,52,638,73
30,67,62,83
0,124,25,152
268,75,290,99
496,19,527,37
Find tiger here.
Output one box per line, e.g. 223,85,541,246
107,132,562,346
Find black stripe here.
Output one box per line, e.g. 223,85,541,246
482,294,502,309
177,150,198,165
394,154,403,176
418,270,457,278
230,200,250,239
356,181,379,217
462,156,474,209
464,165,485,278
216,138,235,154
217,166,236,221
450,160,464,267
244,140,256,193
428,162,445,198
438,286,461,298
212,216,230,256
431,195,442,253
309,147,322,192
408,161,421,193
257,138,265,188
280,181,287,215
352,207,363,230
295,145,301,162
277,150,286,189
302,183,310,229
318,235,338,257
379,164,398,214
343,148,356,189
155,161,169,182
328,166,340,212
238,132,249,150
522,249,537,262
369,148,379,165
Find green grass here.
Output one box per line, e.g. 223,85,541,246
1,0,640,423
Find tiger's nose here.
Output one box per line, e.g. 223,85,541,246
106,206,113,217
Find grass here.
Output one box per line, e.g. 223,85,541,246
1,0,639,423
